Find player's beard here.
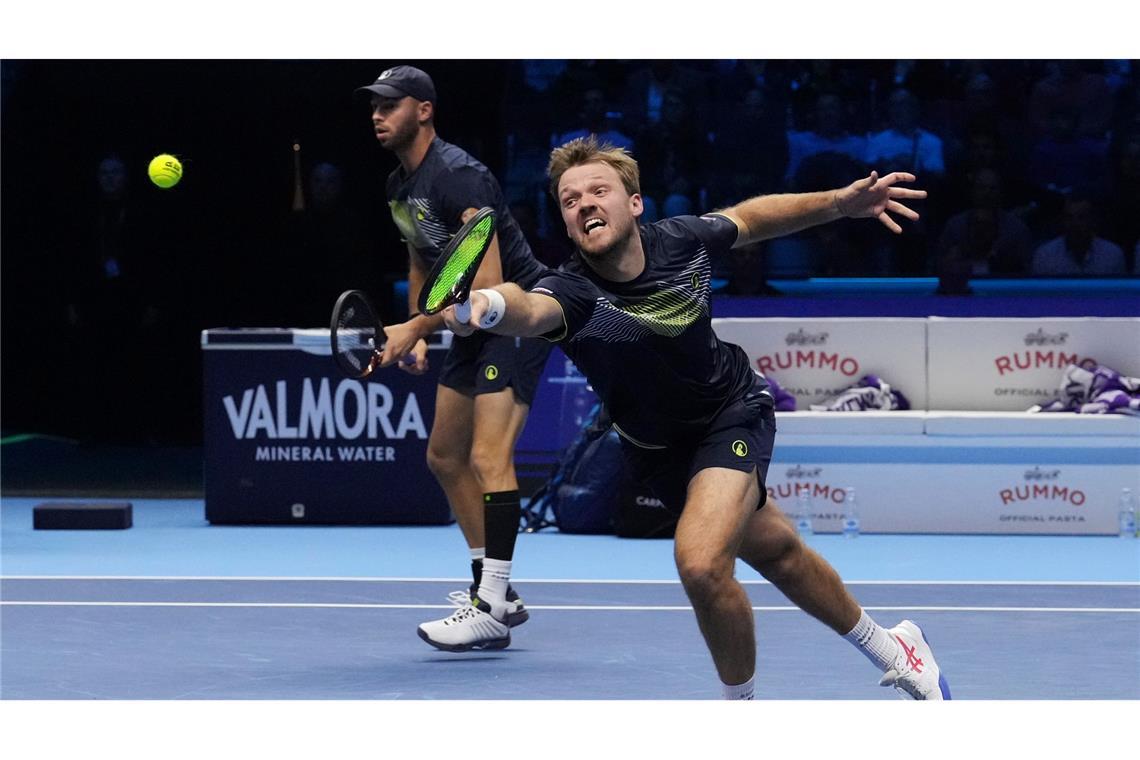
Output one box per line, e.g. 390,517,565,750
576,215,638,268
379,118,419,153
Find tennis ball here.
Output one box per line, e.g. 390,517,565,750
148,154,183,189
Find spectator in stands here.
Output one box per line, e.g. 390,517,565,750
1031,194,1126,275
634,87,710,220
786,61,874,134
1028,108,1111,200
64,153,170,441
1111,67,1140,139
878,60,957,106
509,199,570,268
716,60,793,109
620,61,706,136
1104,60,1133,94
865,88,945,178
937,167,1032,276
946,67,1035,179
1029,60,1114,140
552,87,634,153
959,70,1001,131
862,88,944,275
943,127,1034,219
548,60,623,127
784,93,867,187
1103,132,1140,263
502,62,565,208
775,151,875,276
707,87,788,209
284,160,377,326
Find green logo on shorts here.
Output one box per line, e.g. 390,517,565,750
732,440,748,457
484,365,499,381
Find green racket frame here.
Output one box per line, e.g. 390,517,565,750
417,206,497,315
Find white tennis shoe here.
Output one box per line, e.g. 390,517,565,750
447,584,530,628
418,598,511,652
879,620,952,700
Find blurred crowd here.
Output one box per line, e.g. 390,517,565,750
497,60,1140,290
4,59,1138,445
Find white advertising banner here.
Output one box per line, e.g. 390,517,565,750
927,318,1140,411
769,434,1139,535
713,318,928,409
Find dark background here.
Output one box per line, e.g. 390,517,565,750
1,60,512,444
2,59,1138,450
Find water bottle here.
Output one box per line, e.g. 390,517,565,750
795,489,814,536
1119,488,1137,539
842,487,861,538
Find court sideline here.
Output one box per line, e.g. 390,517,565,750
2,498,1138,699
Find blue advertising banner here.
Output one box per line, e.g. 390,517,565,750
514,347,599,487
202,329,453,524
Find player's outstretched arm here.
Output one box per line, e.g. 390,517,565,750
832,171,927,234
720,171,926,246
443,283,564,339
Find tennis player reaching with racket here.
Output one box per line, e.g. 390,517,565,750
357,66,553,649
441,135,951,699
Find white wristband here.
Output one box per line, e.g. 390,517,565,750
473,288,506,329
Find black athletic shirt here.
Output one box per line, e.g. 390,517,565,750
386,136,546,289
532,214,772,448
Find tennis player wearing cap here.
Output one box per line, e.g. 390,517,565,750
357,65,553,649
441,135,952,700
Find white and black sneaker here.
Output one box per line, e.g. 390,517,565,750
446,583,529,628
418,597,511,653
878,620,952,700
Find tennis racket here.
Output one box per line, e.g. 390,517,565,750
417,206,496,323
330,289,385,378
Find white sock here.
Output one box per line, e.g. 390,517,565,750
842,609,900,672
469,547,485,562
722,676,755,700
476,558,511,606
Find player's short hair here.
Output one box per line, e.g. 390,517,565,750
547,135,641,200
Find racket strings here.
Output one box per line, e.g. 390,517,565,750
334,294,381,373
423,215,495,312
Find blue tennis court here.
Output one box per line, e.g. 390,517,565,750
3,497,1137,700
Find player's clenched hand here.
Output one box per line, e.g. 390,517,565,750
397,338,429,375
379,320,424,367
834,171,927,234
442,291,490,337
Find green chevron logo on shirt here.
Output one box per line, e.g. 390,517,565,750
612,285,705,337
388,199,433,248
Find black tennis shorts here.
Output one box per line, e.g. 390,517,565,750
617,378,776,515
439,332,553,407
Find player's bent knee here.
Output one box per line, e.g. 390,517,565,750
426,445,466,479
468,445,515,485
760,537,804,580
675,557,734,600
739,518,801,574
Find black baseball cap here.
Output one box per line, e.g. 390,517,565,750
356,65,436,103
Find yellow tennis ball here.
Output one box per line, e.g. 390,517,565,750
148,154,183,189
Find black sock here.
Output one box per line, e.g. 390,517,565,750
470,558,483,589
484,490,521,561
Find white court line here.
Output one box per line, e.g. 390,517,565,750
2,576,1137,586
1,601,1137,613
